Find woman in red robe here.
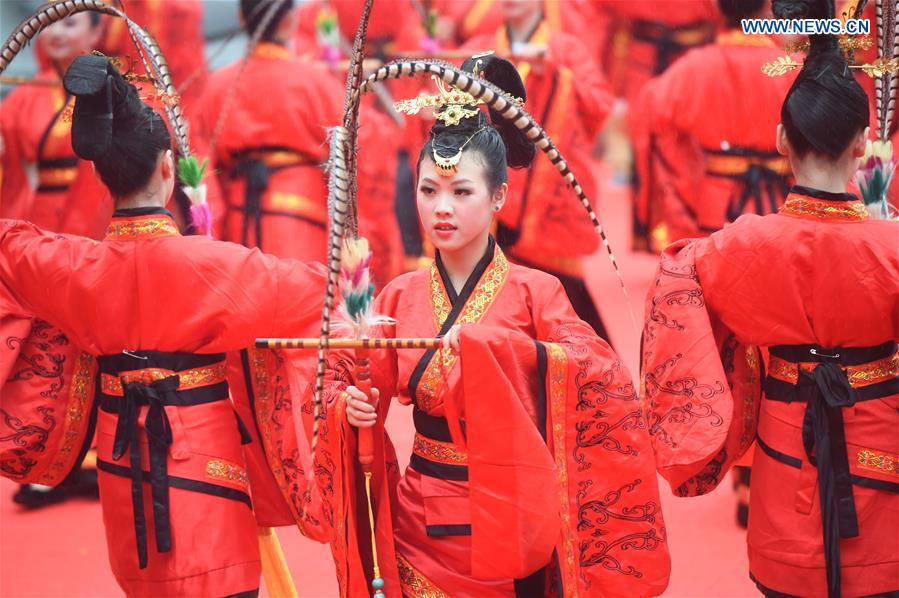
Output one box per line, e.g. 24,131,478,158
314,54,670,597
0,12,110,239
641,6,898,596
631,0,796,251
196,0,403,284
0,56,334,596
463,1,616,340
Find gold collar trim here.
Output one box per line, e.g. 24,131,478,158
105,215,180,241
778,193,869,222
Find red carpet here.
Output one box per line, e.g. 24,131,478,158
0,171,759,596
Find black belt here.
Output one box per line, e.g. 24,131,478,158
630,19,715,74
763,342,898,598
703,148,790,219
96,351,247,569
409,408,468,481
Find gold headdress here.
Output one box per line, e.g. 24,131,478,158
393,52,524,176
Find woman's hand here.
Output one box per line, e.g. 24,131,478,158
441,324,461,352
345,385,380,428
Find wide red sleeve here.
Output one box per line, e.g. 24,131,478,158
533,277,671,596
550,33,614,140
641,239,762,496
0,89,34,220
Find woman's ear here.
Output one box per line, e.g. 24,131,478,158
160,149,174,181
852,127,870,158
491,183,508,212
775,123,790,157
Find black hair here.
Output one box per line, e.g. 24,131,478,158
63,54,171,198
717,0,766,28
774,0,869,158
240,0,295,42
417,54,536,191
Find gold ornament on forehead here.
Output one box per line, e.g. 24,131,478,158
432,126,487,176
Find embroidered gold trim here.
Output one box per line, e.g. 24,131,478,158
778,194,869,222
100,363,228,396
768,354,898,388
397,554,448,598
740,346,761,454
412,433,468,465
419,248,509,411
205,458,249,486
37,166,78,187
857,449,898,475
105,216,180,240
37,352,95,485
547,343,578,595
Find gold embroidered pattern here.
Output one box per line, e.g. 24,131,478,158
397,554,448,598
768,354,898,388
105,216,179,241
412,433,468,465
205,458,249,486
779,194,869,222
547,343,578,595
419,249,509,411
857,449,898,475
740,346,761,454
37,352,95,485
100,362,228,396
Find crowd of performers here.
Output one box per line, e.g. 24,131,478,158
0,0,897,596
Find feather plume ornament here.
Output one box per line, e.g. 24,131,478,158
856,139,898,219
177,156,213,237
333,237,396,337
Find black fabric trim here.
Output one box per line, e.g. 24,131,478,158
412,408,459,442
757,436,899,493
408,454,469,481
515,564,547,597
765,376,899,403
97,459,253,508
769,342,896,366
751,571,899,598
789,185,858,203
757,436,803,468
224,204,327,229
534,342,548,442
98,351,225,373
37,157,79,169
111,207,174,218
702,147,782,158
35,184,71,193
425,524,471,537
409,237,496,405
35,92,71,168
99,381,229,411
240,349,267,447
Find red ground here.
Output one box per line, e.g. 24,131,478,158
0,173,760,596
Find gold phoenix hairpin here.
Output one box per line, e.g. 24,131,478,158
394,75,485,126
762,37,899,77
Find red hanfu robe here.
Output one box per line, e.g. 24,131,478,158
195,42,402,284
0,211,334,596
315,240,670,597
631,30,797,251
642,187,899,597
0,72,111,238
464,24,613,337
589,0,720,106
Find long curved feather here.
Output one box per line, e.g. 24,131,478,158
354,60,634,324
0,0,190,158
340,0,375,236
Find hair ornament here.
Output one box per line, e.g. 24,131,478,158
394,74,523,127
432,126,487,176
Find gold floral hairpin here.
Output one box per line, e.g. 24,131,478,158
763,36,899,77
394,74,524,127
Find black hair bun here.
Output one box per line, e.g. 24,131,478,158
460,53,536,169
63,54,115,161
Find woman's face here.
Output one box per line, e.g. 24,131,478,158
40,14,102,66
417,150,505,255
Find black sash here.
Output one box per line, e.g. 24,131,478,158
703,147,790,220
763,342,898,598
630,19,715,74
97,351,243,569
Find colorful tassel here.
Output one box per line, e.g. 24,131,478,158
856,139,896,219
